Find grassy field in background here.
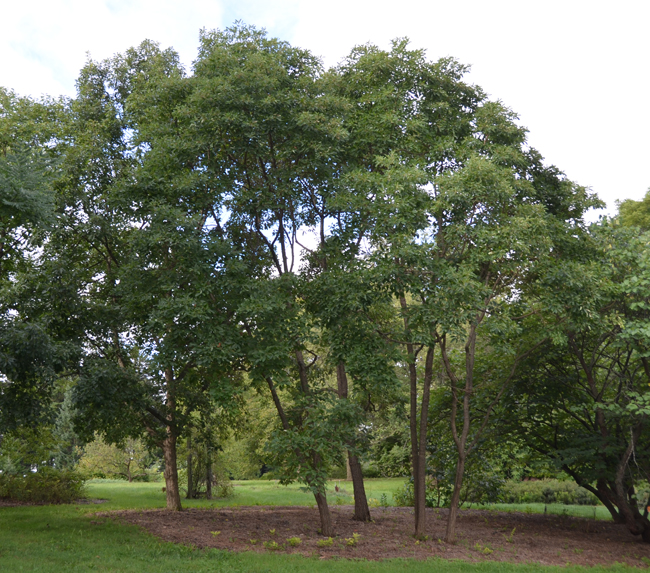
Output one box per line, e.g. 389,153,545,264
471,502,612,521
83,478,404,511
85,478,612,521
0,479,628,572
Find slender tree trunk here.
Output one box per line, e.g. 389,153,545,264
407,347,422,536
162,429,182,511
346,456,353,481
441,326,476,543
162,371,182,510
186,435,193,499
314,491,334,537
206,447,212,500
612,428,650,541
265,376,336,535
348,451,370,521
337,362,371,521
446,452,466,542
399,296,434,538
416,348,434,537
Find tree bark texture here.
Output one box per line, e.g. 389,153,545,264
162,373,182,511
206,447,213,500
162,429,182,511
347,451,371,522
441,324,477,543
315,491,334,537
612,427,650,542
445,452,466,542
337,362,371,522
400,296,434,538
186,435,193,499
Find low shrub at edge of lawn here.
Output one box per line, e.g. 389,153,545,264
0,468,86,503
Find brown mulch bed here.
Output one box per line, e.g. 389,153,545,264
103,505,650,567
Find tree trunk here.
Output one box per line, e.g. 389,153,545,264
265,375,336,535
596,478,625,523
206,447,212,500
399,297,434,538
613,429,644,538
186,435,193,499
445,453,466,542
346,455,353,481
348,451,371,521
162,429,182,511
314,491,334,537
416,348,434,537
440,327,475,543
336,362,371,522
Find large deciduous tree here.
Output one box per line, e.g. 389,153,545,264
327,39,598,540
39,42,242,510
0,88,63,432
503,224,650,542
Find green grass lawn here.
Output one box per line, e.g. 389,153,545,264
471,502,612,521
0,479,632,572
81,478,405,512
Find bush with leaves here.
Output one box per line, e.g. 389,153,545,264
77,435,155,482
0,467,85,503
502,479,600,506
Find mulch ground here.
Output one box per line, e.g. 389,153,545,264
103,505,650,567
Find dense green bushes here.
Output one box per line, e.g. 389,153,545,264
502,479,599,505
392,477,601,507
0,468,86,504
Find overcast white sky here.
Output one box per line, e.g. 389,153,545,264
3,0,647,215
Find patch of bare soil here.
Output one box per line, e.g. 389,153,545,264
104,506,650,567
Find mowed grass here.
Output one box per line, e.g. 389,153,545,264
83,478,405,511
472,502,613,521
0,479,629,572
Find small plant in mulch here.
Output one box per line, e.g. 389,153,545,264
344,533,361,547
474,542,493,555
504,527,516,543
210,531,220,536
286,537,302,547
316,537,334,548
263,540,282,551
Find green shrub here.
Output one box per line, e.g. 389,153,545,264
392,481,414,507
0,468,86,504
502,479,599,505
375,445,411,478
362,464,381,478
316,537,334,548
392,473,503,508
